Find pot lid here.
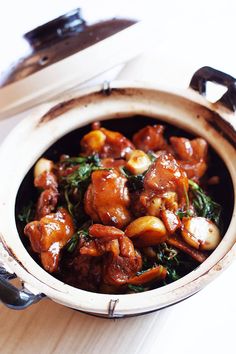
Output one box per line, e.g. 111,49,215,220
0,7,149,120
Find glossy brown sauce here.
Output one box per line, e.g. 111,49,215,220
15,116,234,293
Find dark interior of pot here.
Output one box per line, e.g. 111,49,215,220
15,116,234,294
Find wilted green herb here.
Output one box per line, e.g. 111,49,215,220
157,243,178,264
62,154,101,167
120,167,144,191
66,228,90,253
127,174,144,191
61,154,101,190
63,154,101,189
166,268,180,282
175,183,194,219
189,179,221,225
147,152,157,163
156,243,181,282
65,163,93,188
64,189,74,216
18,201,34,224
60,154,103,220
184,183,190,210
127,284,146,293
142,255,149,270
176,208,194,219
176,210,186,218
66,234,79,253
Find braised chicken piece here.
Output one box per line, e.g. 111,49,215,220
24,208,74,272
83,225,134,257
63,254,103,292
79,224,167,287
170,137,208,180
81,127,134,158
84,169,132,229
132,125,167,152
103,249,142,285
85,225,142,286
80,224,142,286
63,225,143,290
139,152,189,217
88,224,125,240
143,152,189,197
21,121,222,295
35,189,59,221
79,225,123,257
34,171,59,220
34,170,58,190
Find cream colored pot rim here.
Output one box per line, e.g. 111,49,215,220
0,81,235,317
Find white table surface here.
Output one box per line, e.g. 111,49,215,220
0,1,236,353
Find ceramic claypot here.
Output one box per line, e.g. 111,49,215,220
0,66,235,318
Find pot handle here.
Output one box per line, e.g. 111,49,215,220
0,266,44,309
189,66,236,111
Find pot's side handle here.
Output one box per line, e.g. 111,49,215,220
189,66,236,112
0,266,44,309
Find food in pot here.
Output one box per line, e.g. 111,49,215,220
19,122,222,294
